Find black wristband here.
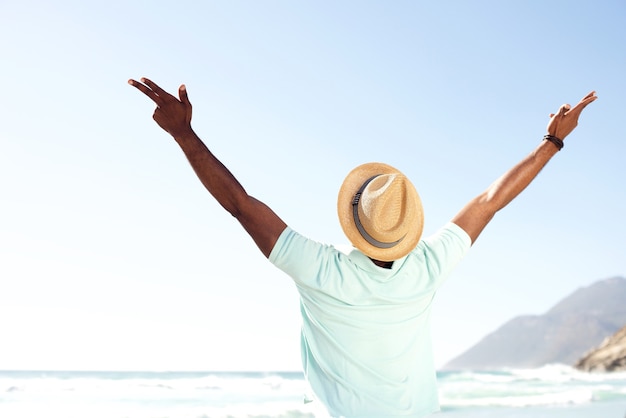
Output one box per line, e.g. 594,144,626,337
543,135,564,151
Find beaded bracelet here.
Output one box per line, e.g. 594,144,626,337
543,134,564,151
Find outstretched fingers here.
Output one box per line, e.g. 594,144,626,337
568,91,598,116
581,90,597,102
579,90,598,108
128,78,164,105
141,78,170,98
548,91,597,119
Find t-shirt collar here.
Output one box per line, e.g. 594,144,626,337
348,248,407,276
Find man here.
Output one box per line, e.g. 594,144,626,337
129,77,596,417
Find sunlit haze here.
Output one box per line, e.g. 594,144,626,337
1,1,624,371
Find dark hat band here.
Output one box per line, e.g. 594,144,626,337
351,175,405,249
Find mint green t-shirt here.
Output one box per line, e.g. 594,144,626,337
269,222,471,418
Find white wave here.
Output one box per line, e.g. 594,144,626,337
3,369,625,416
506,363,626,383
0,401,318,418
441,388,594,408
455,371,517,384
438,364,626,409
0,373,307,396
506,363,586,382
0,372,317,418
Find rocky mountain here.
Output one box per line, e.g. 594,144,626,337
575,325,626,372
442,276,626,370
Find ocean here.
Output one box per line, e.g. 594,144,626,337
1,365,625,418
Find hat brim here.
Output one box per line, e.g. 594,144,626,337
337,162,424,262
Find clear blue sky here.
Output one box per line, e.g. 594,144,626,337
1,1,624,371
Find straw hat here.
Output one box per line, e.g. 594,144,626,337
337,162,424,262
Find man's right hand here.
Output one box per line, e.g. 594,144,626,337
128,77,194,139
546,91,597,140
453,91,597,244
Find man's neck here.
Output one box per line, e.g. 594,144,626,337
370,258,394,269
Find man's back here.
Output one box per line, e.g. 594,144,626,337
270,223,470,417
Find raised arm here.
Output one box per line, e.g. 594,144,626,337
128,77,287,257
452,91,597,244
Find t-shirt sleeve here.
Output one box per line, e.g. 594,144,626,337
268,227,339,288
419,222,472,288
